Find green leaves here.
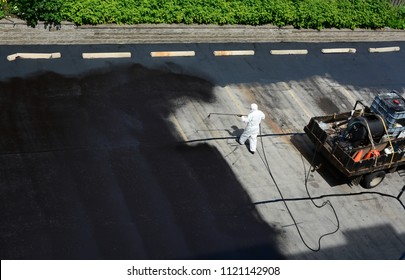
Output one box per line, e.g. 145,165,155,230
6,0,405,29
0,0,8,19
291,0,396,30
9,0,64,27
388,4,405,28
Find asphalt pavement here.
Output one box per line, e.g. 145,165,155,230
1,39,405,259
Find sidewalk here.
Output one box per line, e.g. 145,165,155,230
1,18,405,44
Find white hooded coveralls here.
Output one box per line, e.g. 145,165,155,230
239,104,265,152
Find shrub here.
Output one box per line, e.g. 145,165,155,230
7,0,405,29
10,0,64,26
1,0,8,19
389,4,405,28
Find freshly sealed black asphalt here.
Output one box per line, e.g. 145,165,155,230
0,62,282,259
1,42,404,259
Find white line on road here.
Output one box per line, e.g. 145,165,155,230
368,46,400,53
224,86,246,115
169,113,189,142
282,82,313,120
82,52,131,59
270,49,308,55
213,50,255,56
150,51,195,57
7,53,61,61
321,48,356,54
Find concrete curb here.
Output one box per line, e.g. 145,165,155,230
1,19,405,45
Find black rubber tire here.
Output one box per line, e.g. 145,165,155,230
388,166,397,173
360,171,386,189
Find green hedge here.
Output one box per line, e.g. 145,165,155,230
1,0,64,26
2,0,405,29
0,0,8,19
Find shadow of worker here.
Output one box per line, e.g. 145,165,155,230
226,125,254,152
226,125,244,138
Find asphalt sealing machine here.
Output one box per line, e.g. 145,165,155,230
304,90,405,189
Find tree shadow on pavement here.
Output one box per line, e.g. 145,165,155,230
0,64,284,260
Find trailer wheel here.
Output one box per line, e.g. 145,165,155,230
360,171,386,189
388,166,397,173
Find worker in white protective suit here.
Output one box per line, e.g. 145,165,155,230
236,103,265,154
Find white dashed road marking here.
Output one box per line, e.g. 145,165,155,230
82,52,132,59
150,51,195,57
5,45,402,62
270,49,308,55
321,48,357,54
7,52,61,61
213,50,255,56
368,46,400,53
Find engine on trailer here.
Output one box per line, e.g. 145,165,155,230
333,91,405,159
344,114,385,147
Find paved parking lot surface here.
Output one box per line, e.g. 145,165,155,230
1,41,404,259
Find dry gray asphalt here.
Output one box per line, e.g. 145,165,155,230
0,21,405,260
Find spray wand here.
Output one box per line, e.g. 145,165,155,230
208,113,243,118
